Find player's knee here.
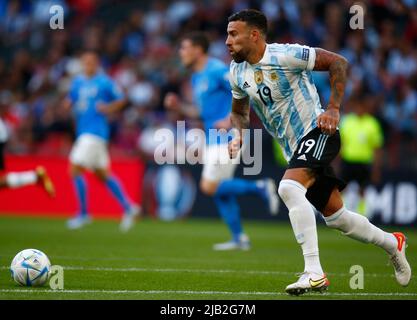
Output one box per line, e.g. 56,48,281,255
94,169,109,182
322,201,342,217
200,180,218,196
0,175,6,188
277,182,289,201
70,164,82,177
278,180,301,203
322,188,344,217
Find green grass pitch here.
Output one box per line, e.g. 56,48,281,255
0,215,415,300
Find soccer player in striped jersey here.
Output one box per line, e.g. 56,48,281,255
226,9,411,295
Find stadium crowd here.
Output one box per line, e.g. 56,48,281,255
0,0,416,171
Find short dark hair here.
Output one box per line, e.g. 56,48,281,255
182,32,210,53
228,9,268,36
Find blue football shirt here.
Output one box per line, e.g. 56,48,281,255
68,72,124,141
191,58,232,145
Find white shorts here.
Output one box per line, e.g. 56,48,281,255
69,134,109,170
201,143,240,182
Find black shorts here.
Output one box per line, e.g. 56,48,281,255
340,161,371,188
0,142,5,171
287,127,346,212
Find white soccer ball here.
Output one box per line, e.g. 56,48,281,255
10,249,51,287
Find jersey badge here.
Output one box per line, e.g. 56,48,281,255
270,71,278,81
254,70,264,85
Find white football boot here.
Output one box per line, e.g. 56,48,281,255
285,271,330,296
213,234,251,251
120,204,141,232
390,232,411,287
67,215,92,230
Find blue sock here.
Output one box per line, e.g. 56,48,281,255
214,195,242,242
216,179,263,198
105,176,131,212
73,176,88,217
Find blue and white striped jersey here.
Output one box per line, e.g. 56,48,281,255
229,43,324,160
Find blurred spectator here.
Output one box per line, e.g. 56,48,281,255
383,78,417,168
128,69,157,113
122,10,145,58
0,0,30,44
384,80,417,138
387,39,417,78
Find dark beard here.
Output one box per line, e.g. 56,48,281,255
231,51,246,63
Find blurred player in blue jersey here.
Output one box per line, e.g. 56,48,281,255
63,51,140,232
226,9,410,294
164,32,279,251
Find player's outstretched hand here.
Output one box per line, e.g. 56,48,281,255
317,106,340,135
228,137,242,159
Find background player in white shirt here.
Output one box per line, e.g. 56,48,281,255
226,9,411,295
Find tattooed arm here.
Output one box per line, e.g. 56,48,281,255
313,48,348,135
229,96,250,158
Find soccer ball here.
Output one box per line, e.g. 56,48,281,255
10,249,51,287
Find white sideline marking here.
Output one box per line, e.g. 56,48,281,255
0,289,416,297
0,265,394,278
